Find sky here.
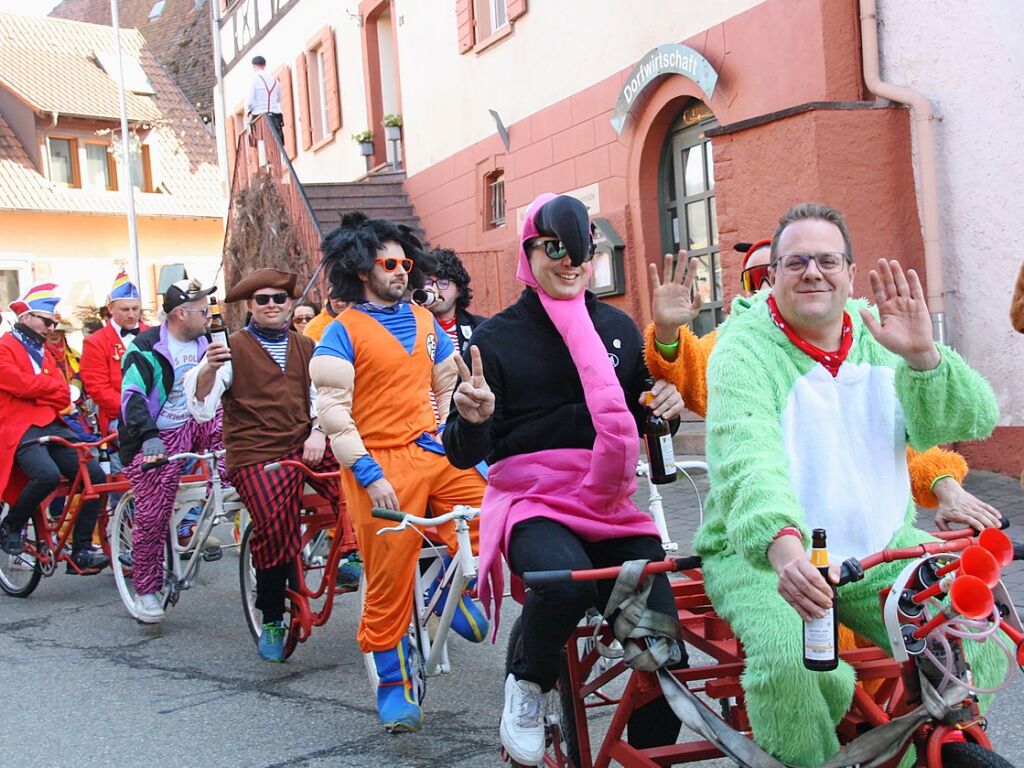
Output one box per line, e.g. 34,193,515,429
0,0,62,16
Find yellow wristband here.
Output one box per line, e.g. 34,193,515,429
654,337,681,354
929,474,955,492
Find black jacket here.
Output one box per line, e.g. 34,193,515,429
443,289,661,468
453,308,487,352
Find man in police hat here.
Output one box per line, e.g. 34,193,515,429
186,269,353,661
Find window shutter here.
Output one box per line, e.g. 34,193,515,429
295,52,313,150
507,0,526,21
276,65,297,159
320,26,342,133
456,0,475,54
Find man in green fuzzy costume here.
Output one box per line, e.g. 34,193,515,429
695,202,1006,766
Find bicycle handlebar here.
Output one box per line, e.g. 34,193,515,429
141,449,225,472
370,505,480,528
523,555,703,587
261,459,340,480
22,432,118,451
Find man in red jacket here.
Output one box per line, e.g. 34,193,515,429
80,271,146,436
0,284,109,572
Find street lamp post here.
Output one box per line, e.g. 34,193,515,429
109,0,142,290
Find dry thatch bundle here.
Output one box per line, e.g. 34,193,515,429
223,170,315,326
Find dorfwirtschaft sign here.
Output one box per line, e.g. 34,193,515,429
611,44,718,134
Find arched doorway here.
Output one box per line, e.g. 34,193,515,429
658,100,721,336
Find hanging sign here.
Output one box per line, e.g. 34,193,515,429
610,44,719,135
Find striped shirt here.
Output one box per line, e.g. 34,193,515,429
246,327,288,371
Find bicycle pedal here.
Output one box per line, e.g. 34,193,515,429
201,545,222,562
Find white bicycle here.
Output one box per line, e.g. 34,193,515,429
110,450,247,620
360,504,481,705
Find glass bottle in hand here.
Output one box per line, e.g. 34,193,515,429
803,528,839,671
642,380,676,485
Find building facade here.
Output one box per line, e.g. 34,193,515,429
0,12,225,319
215,0,1023,474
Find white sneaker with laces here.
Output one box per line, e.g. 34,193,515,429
134,592,165,624
500,673,545,766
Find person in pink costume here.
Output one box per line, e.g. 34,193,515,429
443,193,688,765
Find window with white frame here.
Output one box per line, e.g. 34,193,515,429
306,46,331,144
489,0,508,32
48,137,78,187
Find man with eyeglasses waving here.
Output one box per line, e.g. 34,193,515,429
690,203,1005,766
0,283,110,573
310,212,487,734
119,278,223,623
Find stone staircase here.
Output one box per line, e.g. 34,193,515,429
302,169,426,242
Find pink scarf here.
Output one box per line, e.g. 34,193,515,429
476,193,657,636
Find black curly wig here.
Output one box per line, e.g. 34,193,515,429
430,248,473,312
320,212,437,303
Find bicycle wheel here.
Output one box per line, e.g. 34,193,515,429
504,615,580,768
239,521,261,641
940,742,1014,768
110,491,173,617
0,518,42,598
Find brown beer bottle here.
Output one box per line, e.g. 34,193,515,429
208,297,229,349
803,528,839,671
642,380,677,485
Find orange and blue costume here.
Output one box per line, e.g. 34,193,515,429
311,299,486,731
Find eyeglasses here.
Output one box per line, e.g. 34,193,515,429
253,292,289,306
29,313,57,329
292,315,313,324
740,264,771,293
771,252,850,276
528,239,597,263
426,278,452,290
376,257,414,273
180,307,211,317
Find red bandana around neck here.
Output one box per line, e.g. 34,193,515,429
767,294,853,377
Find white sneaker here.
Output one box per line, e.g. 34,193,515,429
134,592,165,624
500,673,545,766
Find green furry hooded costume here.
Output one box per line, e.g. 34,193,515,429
694,291,1006,767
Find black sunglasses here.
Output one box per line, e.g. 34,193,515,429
30,313,58,329
253,292,289,306
528,239,597,262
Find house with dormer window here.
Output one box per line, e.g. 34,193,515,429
0,11,225,314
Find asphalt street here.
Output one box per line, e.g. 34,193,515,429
1,470,1022,768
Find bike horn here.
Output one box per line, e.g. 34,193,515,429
978,528,1014,567
912,575,994,640
933,545,1001,586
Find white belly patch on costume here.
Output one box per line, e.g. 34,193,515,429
780,362,910,563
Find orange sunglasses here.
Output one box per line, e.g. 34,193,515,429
376,257,414,273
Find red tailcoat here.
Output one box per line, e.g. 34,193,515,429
0,333,70,501
80,321,147,433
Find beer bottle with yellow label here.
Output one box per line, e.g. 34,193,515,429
208,296,229,349
803,528,839,670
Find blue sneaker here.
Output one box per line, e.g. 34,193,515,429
336,552,363,591
372,637,422,733
258,621,286,662
424,555,488,643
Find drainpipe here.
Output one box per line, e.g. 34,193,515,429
859,0,945,343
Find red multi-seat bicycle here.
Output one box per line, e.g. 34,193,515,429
0,432,127,597
517,525,1023,768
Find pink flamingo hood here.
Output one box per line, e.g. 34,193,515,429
476,193,657,636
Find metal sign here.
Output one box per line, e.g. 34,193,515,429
610,44,719,135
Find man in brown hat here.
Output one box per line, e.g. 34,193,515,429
185,268,352,661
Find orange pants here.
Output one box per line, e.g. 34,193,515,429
342,443,485,653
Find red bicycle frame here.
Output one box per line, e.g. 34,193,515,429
537,527,1012,768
